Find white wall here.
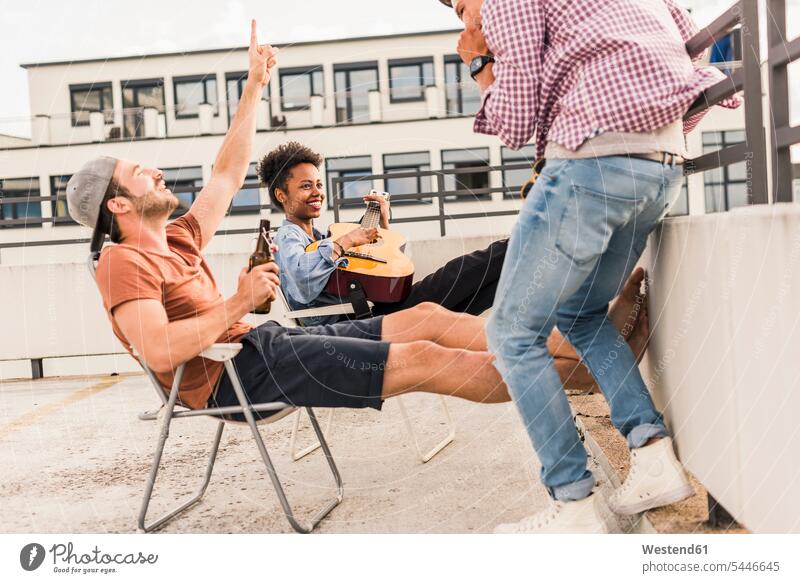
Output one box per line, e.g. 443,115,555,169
20,31,462,145
0,114,520,264
642,203,800,533
0,234,506,377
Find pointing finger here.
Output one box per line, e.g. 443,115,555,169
250,19,258,48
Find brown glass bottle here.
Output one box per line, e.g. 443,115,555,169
248,219,273,314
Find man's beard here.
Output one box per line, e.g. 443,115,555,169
134,189,180,218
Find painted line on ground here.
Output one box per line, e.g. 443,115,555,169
0,378,121,441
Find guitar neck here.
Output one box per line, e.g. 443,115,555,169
360,202,382,230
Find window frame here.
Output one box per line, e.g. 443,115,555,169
278,65,325,112
225,71,271,127
441,148,492,202
443,55,480,117
50,175,76,226
388,57,435,103
69,82,114,127
325,155,375,209
664,176,690,217
229,162,266,215
702,130,748,213
500,145,537,199
0,177,43,229
172,74,219,119
382,151,432,205
333,61,379,124
121,78,166,138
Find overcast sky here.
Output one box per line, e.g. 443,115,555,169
0,0,792,137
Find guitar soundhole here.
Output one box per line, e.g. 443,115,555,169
361,239,384,249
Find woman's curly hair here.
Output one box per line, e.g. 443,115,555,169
256,142,323,210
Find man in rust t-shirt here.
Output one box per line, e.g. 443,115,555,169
95,213,251,409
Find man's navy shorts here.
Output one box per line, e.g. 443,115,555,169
209,316,390,420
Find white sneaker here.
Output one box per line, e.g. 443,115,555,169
609,437,695,515
494,494,609,534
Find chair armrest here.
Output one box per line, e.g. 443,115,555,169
286,304,355,319
133,343,242,366
199,343,243,362
286,301,376,320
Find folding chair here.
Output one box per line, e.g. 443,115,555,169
268,262,456,464
88,252,342,534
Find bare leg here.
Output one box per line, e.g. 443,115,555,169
381,302,488,351
607,266,649,362
380,341,509,404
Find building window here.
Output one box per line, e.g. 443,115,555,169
710,30,743,65
230,163,264,214
69,83,114,127
121,78,165,138
383,152,431,202
500,145,537,198
50,175,75,225
0,178,42,229
173,74,218,118
441,148,491,201
702,130,748,213
388,57,434,103
279,66,324,111
326,156,374,208
225,71,271,126
163,167,203,215
668,177,690,216
444,56,480,116
334,62,379,124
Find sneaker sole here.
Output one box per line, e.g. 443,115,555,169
611,483,695,516
493,523,609,534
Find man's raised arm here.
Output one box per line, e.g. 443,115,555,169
190,19,277,247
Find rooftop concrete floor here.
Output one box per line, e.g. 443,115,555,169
0,372,635,534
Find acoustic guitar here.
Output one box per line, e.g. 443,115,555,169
305,200,415,303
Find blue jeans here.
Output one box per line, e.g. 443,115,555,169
486,156,684,501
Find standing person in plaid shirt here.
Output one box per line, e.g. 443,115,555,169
439,0,739,533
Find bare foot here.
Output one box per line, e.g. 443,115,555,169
608,267,650,362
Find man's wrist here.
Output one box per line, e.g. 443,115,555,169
475,62,494,92
226,292,250,320
334,236,348,253
242,78,263,98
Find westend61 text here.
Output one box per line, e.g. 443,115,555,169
642,544,708,555
49,543,159,566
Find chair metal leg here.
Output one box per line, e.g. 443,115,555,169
224,362,343,533
138,366,226,533
289,408,335,461
397,395,455,463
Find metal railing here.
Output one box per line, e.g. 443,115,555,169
0,182,271,249
683,0,798,205
331,162,531,237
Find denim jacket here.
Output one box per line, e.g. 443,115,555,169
272,219,349,326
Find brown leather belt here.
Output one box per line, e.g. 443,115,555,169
626,152,685,165
520,153,684,199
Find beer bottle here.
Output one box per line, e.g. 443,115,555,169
248,219,273,314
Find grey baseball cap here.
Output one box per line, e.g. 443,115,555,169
66,156,119,231
66,156,119,253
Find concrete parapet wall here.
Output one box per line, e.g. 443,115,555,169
642,203,800,533
0,235,504,377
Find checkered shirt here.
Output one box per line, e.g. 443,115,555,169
473,0,740,153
